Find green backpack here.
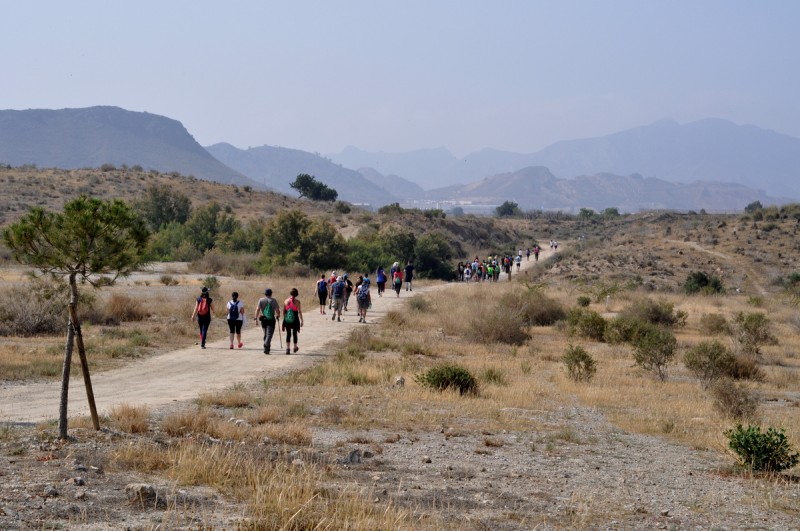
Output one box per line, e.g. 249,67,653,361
284,301,297,324
262,301,274,320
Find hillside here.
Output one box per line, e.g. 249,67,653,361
425,166,783,212
0,106,258,187
206,143,398,206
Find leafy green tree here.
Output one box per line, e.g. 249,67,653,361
495,200,521,217
260,210,311,269
183,202,240,253
578,207,595,219
602,207,621,218
147,221,190,260
290,173,338,201
2,197,149,439
414,232,453,279
134,185,191,230
744,201,763,213
301,219,348,270
378,226,417,264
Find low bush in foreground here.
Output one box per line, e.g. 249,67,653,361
711,378,759,421
724,424,799,472
684,340,736,386
415,364,478,395
631,324,676,381
567,308,606,341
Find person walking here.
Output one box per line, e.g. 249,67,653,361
533,244,540,262
226,292,245,349
404,261,415,291
255,288,280,354
376,266,387,297
330,276,346,321
356,277,372,323
526,248,531,261
392,266,403,297
314,274,328,314
343,274,354,311
191,287,214,349
515,253,522,272
281,288,303,354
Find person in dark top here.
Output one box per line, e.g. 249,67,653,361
404,261,415,291
190,287,214,349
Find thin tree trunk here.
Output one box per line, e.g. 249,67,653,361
68,277,100,431
58,275,77,440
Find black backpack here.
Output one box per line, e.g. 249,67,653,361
228,301,239,320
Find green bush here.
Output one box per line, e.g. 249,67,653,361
562,345,597,382
724,424,799,472
567,308,607,341
684,340,736,386
631,324,676,381
498,291,566,327
731,312,777,358
683,271,725,295
603,316,646,344
576,296,591,308
415,364,478,395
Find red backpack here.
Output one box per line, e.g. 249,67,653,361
197,297,209,315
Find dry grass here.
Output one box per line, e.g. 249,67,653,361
108,404,151,434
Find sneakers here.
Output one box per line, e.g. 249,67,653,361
229,344,234,350
201,345,206,349
238,342,243,349
337,317,340,322
264,349,270,355
293,345,299,353
358,317,363,322
332,314,335,320
286,347,290,355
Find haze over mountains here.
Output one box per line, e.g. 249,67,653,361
0,106,796,212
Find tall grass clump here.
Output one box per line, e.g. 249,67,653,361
730,311,777,359
711,378,759,421
619,297,686,327
468,304,530,345
109,404,151,434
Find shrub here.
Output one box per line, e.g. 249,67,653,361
730,312,777,358
631,324,676,381
603,316,646,344
105,293,147,322
711,378,759,420
576,296,591,308
727,355,765,381
724,424,799,472
567,308,606,341
469,309,529,345
415,364,478,395
620,298,682,326
562,345,597,382
684,271,724,294
479,367,507,386
684,340,736,386
699,313,729,335
498,291,566,327
159,274,179,286
0,276,71,336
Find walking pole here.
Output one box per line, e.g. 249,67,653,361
279,324,283,349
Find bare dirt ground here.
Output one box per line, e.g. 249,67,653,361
2,249,799,529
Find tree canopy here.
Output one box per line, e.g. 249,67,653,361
290,173,338,201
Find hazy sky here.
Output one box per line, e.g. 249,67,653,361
3,1,799,156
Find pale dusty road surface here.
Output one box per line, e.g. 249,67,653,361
0,254,544,424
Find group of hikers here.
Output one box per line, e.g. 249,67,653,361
189,261,416,356
456,245,542,282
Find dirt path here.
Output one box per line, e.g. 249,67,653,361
0,253,545,424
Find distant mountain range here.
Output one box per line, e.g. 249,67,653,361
329,118,800,198
0,106,795,212
425,166,781,212
0,106,256,187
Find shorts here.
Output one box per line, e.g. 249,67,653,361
227,319,243,334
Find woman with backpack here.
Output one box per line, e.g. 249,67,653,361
392,267,403,297
191,287,214,349
314,274,328,314
356,278,372,323
281,288,303,354
376,266,387,297
226,291,245,350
